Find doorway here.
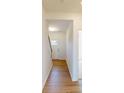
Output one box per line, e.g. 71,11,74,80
47,20,73,61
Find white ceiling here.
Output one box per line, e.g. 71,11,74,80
47,20,72,32
43,0,82,13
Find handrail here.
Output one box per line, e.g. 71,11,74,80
48,36,52,57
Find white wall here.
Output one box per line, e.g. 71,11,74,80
42,8,53,88
78,31,82,79
46,12,82,81
49,31,66,60
0,0,43,93
66,23,73,79
82,0,124,93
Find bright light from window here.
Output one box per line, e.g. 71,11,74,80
51,40,58,45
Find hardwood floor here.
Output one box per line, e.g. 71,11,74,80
43,60,81,93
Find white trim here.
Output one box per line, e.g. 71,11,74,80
66,59,73,80
42,63,53,89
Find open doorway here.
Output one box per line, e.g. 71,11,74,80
43,19,82,93
47,20,73,61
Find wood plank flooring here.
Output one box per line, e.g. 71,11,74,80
43,60,81,93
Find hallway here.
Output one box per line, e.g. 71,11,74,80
43,60,81,93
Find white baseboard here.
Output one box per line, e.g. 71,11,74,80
65,59,73,81
42,63,53,89
66,59,79,81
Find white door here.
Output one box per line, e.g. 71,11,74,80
51,39,65,60
52,40,60,59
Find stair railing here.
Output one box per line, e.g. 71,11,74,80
48,36,52,58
